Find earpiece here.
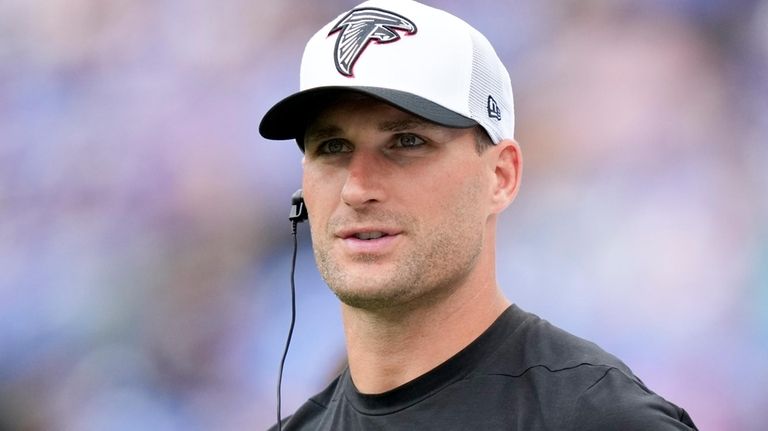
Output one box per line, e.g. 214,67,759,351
289,189,308,223
279,188,306,430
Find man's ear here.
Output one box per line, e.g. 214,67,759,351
489,139,522,214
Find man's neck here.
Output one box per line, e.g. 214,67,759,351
340,277,510,394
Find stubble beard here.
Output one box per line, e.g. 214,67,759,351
312,185,485,312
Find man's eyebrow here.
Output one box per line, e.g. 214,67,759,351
305,125,343,142
378,118,434,132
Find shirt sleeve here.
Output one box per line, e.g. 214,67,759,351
569,367,698,431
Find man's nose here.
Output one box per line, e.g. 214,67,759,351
340,150,386,209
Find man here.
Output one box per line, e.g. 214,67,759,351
259,0,698,429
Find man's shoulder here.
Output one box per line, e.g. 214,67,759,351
477,306,697,429
489,305,634,376
485,306,659,407
569,367,698,430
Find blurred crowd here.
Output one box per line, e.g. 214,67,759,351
1,0,766,429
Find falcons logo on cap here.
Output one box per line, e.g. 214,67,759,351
328,7,417,77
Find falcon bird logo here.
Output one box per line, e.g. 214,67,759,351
328,7,417,77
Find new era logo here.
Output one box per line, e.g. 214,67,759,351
487,95,501,120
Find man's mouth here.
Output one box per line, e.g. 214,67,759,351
336,226,400,239
335,227,401,254
353,231,387,240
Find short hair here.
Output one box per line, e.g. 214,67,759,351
474,126,494,154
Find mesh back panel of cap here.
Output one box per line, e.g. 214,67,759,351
467,29,514,144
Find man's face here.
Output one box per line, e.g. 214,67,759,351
302,95,497,311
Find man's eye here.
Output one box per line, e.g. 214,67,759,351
395,134,425,148
318,139,350,154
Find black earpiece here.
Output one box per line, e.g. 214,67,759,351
289,189,308,223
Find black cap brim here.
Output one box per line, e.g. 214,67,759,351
258,86,477,150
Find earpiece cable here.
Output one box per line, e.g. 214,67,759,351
277,220,299,431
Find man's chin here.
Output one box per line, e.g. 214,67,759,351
329,278,416,311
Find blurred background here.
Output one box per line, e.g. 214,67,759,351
1,0,766,429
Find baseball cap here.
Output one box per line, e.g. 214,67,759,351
258,0,514,150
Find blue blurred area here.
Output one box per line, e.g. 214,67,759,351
1,0,766,429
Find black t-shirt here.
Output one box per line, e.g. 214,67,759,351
271,305,697,430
